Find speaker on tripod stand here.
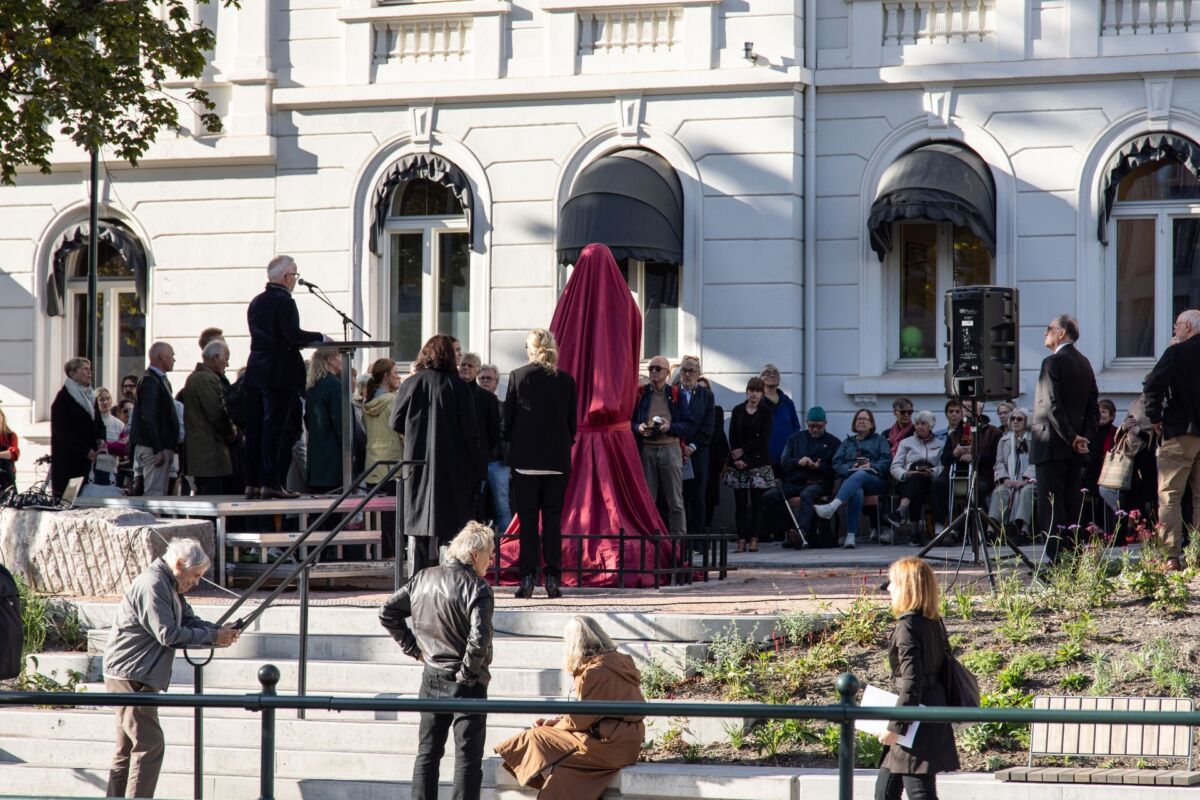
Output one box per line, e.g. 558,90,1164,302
944,285,1018,401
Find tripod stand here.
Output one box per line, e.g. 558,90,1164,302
915,402,1035,589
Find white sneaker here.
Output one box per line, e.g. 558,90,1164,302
814,502,836,519
843,533,856,549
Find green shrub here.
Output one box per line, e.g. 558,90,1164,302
15,573,48,658
1053,640,1086,666
959,689,1033,753
1059,672,1091,692
776,610,821,645
960,648,1004,676
640,658,678,699
953,586,976,621
833,593,890,647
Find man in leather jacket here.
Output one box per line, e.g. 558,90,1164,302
379,522,495,800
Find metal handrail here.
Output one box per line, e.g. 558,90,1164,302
5,670,1199,800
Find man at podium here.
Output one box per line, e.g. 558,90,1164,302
244,255,326,499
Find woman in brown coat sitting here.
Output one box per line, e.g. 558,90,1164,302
876,557,960,800
495,615,645,800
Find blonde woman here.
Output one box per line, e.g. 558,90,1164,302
502,328,578,599
495,616,645,800
877,557,960,800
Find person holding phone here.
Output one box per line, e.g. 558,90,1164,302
886,410,944,546
815,409,891,549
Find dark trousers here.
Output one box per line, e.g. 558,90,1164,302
1036,458,1083,561
245,387,297,490
895,473,933,523
682,446,710,538
875,767,937,800
763,481,827,535
511,471,567,580
412,668,488,800
366,480,398,559
193,476,229,496
733,488,766,542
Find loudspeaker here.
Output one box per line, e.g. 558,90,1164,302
944,285,1019,400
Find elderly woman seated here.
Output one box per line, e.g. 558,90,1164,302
989,407,1036,541
885,410,944,546
495,616,645,800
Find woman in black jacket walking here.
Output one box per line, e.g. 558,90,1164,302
877,556,960,800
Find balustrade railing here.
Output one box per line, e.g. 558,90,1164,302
577,7,682,55
1102,0,1197,35
881,0,997,45
373,18,472,64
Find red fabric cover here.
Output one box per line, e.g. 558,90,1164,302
496,243,670,587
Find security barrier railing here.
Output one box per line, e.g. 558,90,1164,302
5,670,1200,800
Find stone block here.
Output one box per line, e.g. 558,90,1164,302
0,507,214,596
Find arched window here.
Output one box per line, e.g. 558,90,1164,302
384,178,470,360
49,220,147,390
1109,158,1200,359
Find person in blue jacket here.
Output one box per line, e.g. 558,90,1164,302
814,408,892,549
760,363,800,469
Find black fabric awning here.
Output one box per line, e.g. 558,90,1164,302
868,142,996,262
47,219,147,317
1098,133,1200,244
556,148,683,266
369,153,475,255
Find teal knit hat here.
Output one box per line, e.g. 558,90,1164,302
806,406,827,422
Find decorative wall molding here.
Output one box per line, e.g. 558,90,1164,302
923,85,955,128
1145,76,1174,123
410,105,435,150
615,94,644,138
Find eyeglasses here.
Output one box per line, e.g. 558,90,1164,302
478,375,496,382
1010,416,1026,422
896,409,913,415
648,365,667,373
286,272,300,279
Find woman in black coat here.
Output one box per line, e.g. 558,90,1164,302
503,328,577,600
391,335,483,572
877,557,960,800
50,357,106,497
723,377,775,552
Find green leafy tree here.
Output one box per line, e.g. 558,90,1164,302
0,0,236,184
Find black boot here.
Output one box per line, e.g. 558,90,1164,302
545,575,562,599
514,575,535,599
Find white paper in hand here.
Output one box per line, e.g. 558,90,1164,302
855,685,919,749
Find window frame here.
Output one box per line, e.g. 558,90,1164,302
1106,200,1200,366
382,212,470,364
64,282,139,391
887,220,994,370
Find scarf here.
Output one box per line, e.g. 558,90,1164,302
64,377,96,418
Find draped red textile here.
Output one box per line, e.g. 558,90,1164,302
496,243,670,587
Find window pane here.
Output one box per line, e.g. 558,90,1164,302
390,179,464,217
898,224,937,360
116,291,146,388
642,261,679,359
952,226,992,287
1117,160,1200,202
1173,217,1200,324
73,292,106,386
437,232,471,350
1116,218,1156,358
70,241,133,279
389,233,424,361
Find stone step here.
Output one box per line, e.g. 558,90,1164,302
0,708,528,753
71,601,782,642
84,629,704,675
30,652,573,697
0,736,507,782
0,765,492,800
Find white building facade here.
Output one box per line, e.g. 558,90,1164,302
1,0,1197,480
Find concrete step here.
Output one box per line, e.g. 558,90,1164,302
0,708,528,754
85,629,705,675
30,653,572,697
0,764,493,800
0,736,507,782
72,601,782,642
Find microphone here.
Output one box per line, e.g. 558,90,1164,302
298,278,320,290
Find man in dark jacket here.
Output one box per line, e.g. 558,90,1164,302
763,406,839,547
677,356,714,543
1030,314,1099,561
380,522,495,800
931,400,1001,542
1142,309,1200,571
243,255,326,499
632,356,695,537
128,342,179,496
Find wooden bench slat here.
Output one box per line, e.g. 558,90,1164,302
1174,771,1200,786
992,767,1029,782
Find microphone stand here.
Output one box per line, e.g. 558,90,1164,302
305,283,371,343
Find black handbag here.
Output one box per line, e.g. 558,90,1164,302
939,620,980,728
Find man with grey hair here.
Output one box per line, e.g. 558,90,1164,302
380,521,495,800
103,538,240,798
128,342,179,496
244,255,326,499
1143,308,1200,571
178,340,236,495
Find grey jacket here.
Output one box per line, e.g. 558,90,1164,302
379,557,494,686
103,559,219,691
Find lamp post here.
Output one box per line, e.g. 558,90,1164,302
85,147,99,372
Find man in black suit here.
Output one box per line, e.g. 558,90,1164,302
128,342,180,496
677,356,714,544
243,255,326,499
502,328,577,599
1029,314,1099,562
